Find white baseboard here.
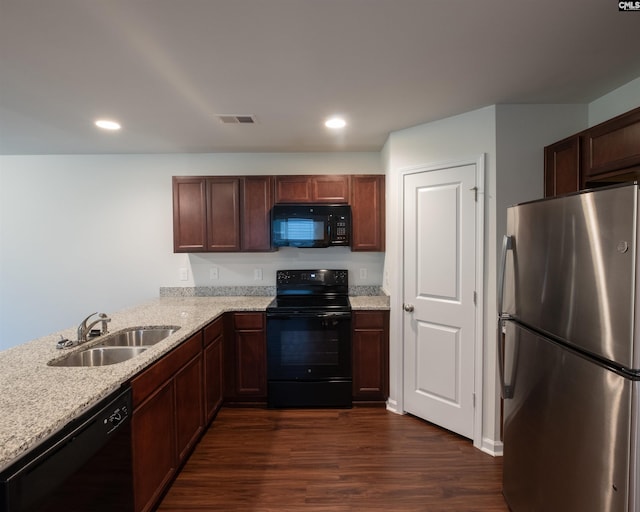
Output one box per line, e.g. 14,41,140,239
480,437,504,457
385,398,403,415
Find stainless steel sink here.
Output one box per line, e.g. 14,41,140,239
49,346,149,367
95,326,180,348
49,326,181,367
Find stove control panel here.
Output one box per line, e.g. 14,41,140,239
276,269,348,286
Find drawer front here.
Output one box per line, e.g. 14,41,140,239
353,311,387,330
132,331,203,407
233,312,264,330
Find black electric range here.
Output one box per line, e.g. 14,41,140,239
266,269,352,408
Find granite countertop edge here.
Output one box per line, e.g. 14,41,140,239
0,294,389,470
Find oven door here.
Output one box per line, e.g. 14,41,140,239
266,311,351,380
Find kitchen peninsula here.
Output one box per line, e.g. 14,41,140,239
0,293,389,469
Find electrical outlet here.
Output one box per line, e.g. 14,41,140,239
210,266,219,280
179,267,189,281
254,268,263,280
359,268,367,280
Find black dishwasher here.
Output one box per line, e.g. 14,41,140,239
0,386,134,512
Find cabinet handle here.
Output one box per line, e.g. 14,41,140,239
403,304,414,312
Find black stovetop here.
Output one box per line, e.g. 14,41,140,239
267,295,351,312
267,269,351,313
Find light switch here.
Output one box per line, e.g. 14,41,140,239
210,266,219,280
254,268,263,280
359,268,367,280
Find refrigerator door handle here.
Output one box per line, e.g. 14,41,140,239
497,234,513,320
498,235,514,399
498,319,514,399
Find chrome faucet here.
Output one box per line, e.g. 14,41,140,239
77,312,111,343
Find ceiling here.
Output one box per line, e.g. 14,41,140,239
1,0,639,155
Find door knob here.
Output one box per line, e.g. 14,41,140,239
403,304,414,312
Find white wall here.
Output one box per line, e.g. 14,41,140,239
0,152,382,350
588,76,640,126
495,103,587,254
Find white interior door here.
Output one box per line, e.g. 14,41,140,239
402,163,478,439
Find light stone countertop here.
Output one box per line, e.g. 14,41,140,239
0,294,389,471
349,295,390,310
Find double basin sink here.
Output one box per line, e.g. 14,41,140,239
49,326,180,367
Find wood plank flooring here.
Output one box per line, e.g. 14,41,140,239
158,407,508,511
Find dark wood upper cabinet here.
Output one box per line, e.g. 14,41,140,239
173,176,272,253
544,106,640,196
350,175,385,251
172,177,207,252
206,177,241,251
544,135,581,197
581,106,640,185
274,175,350,203
242,176,274,251
173,174,384,252
312,175,350,203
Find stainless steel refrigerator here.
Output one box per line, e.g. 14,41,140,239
499,182,640,512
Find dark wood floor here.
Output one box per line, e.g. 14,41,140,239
158,407,508,511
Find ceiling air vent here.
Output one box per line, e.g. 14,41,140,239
217,114,257,124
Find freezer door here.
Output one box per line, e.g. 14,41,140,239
503,322,633,512
504,183,639,370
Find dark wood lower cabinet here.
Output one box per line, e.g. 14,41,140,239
132,381,175,512
203,317,224,422
131,332,203,512
174,354,204,462
224,312,267,403
352,310,389,403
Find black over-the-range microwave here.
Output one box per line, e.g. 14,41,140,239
271,204,351,248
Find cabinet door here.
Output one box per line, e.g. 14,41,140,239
173,177,207,252
581,106,640,181
235,330,267,396
242,176,273,251
274,175,350,203
233,313,266,398
312,175,350,203
544,136,580,197
352,311,389,401
274,176,313,203
132,381,175,512
206,178,241,251
203,319,224,423
351,175,385,251
174,354,204,463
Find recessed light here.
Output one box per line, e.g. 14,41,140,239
325,116,346,129
95,119,121,130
